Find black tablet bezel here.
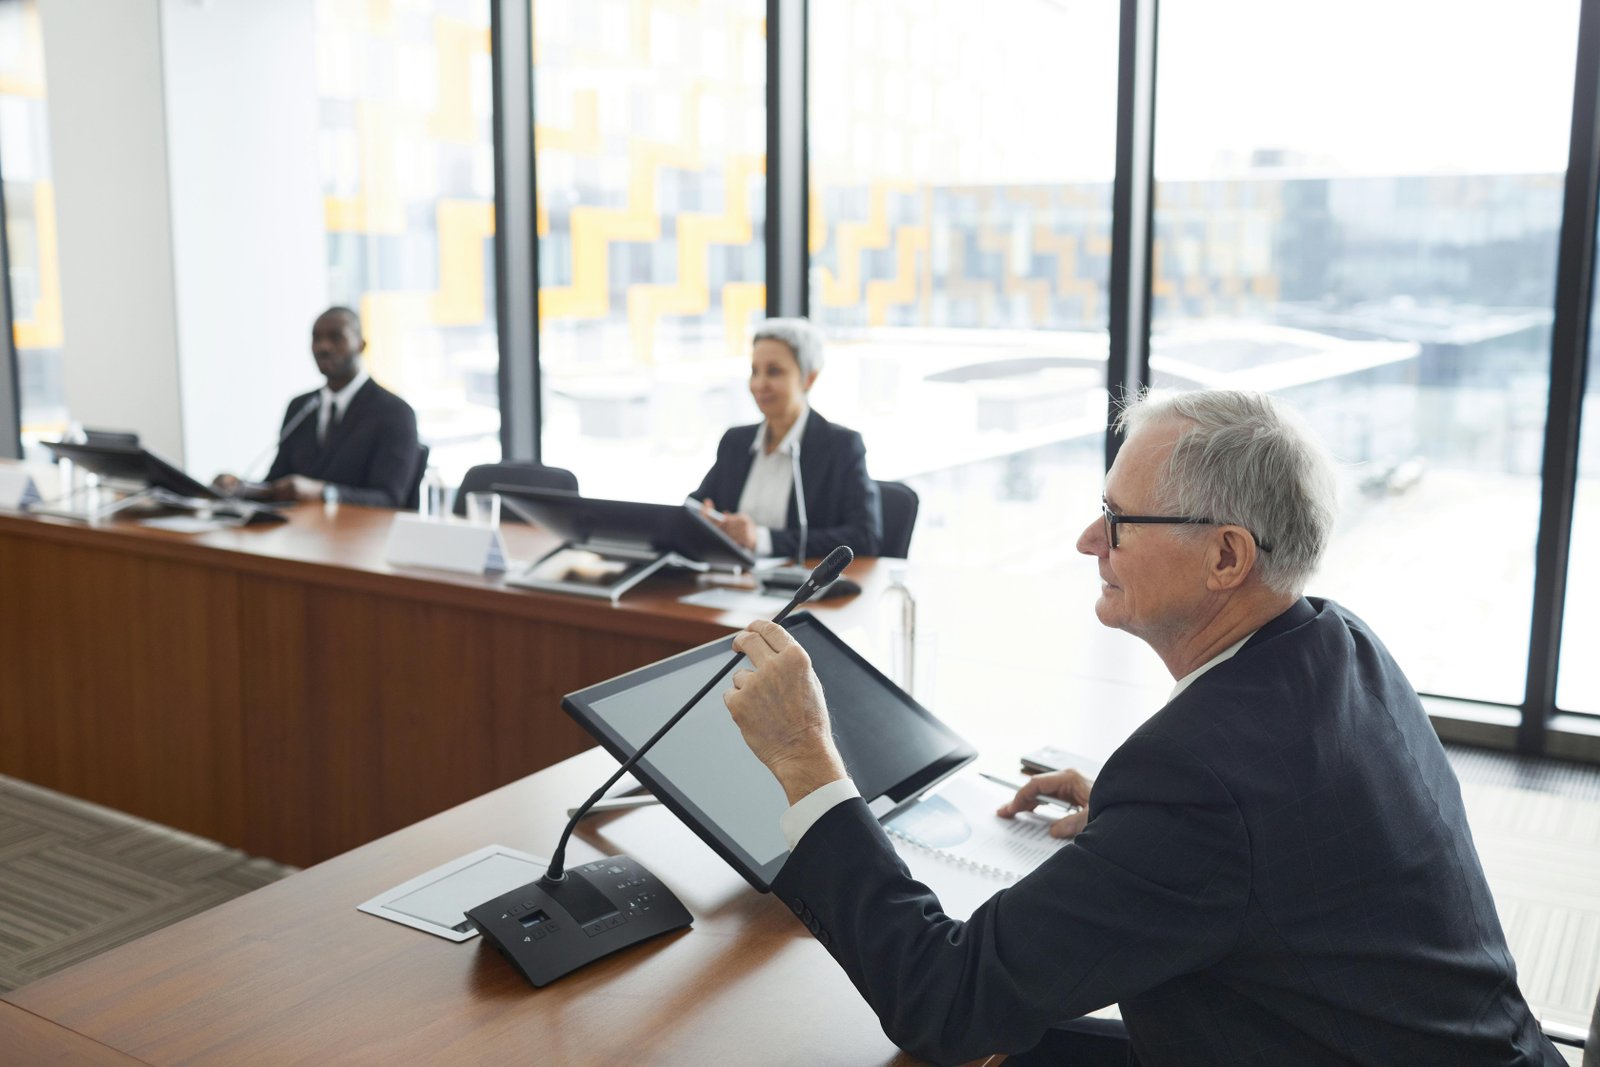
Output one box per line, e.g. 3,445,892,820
560,612,976,892
43,440,220,500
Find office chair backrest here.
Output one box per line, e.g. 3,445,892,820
875,479,919,558
453,461,579,519
402,443,430,511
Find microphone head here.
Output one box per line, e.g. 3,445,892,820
804,545,854,592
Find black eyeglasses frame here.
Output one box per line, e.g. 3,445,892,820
1101,500,1274,553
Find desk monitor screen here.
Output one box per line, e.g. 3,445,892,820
561,612,975,891
43,440,220,500
494,485,756,570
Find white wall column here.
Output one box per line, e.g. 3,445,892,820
39,0,184,460
38,0,325,475
161,0,325,479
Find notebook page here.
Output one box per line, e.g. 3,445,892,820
884,772,1071,917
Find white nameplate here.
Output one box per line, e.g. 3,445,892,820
384,513,507,574
0,467,42,512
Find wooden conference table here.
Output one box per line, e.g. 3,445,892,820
0,468,1168,870
2,747,1021,1065
0,470,1174,1064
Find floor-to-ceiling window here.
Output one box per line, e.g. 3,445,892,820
1557,223,1600,715
533,0,767,500
806,0,1119,568
316,0,499,484
0,0,63,452
1153,0,1580,706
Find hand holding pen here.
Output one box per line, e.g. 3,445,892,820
986,769,1093,839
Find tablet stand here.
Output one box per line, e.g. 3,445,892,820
505,539,706,603
28,483,160,524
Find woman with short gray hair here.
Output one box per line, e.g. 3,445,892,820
691,318,882,560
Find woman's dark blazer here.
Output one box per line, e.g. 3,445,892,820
691,409,882,558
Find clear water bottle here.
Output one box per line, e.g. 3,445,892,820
882,564,918,696
58,420,86,500
419,466,447,517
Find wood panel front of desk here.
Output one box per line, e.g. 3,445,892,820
0,508,746,867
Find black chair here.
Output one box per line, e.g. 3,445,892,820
402,443,430,511
452,461,579,520
875,479,919,558
1590,986,1598,1066
1544,981,1598,1062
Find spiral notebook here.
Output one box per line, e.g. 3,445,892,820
884,772,1072,920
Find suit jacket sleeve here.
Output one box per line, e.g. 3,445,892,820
329,397,419,507
766,427,882,558
769,734,1250,1065
690,429,744,510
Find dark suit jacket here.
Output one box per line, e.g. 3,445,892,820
690,410,882,558
772,598,1560,1066
265,379,420,508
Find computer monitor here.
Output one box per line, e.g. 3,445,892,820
494,485,756,571
43,440,221,500
561,612,976,891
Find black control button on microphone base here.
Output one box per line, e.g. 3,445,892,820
467,856,691,987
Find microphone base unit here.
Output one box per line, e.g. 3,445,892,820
467,855,692,987
760,566,858,600
757,564,814,591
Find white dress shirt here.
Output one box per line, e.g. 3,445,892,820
737,407,809,558
778,629,1258,848
317,367,370,445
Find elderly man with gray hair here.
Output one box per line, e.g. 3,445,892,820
692,317,882,560
721,389,1559,1066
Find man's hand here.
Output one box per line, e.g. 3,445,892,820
724,619,847,804
267,475,325,502
996,768,1093,839
212,473,242,495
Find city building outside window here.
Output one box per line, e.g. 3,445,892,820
1153,0,1578,706
0,0,65,454
316,0,499,485
534,0,768,500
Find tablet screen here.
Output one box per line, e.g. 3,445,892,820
563,613,975,890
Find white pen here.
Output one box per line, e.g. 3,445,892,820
979,771,1081,815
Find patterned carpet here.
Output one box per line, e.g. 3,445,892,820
0,774,295,992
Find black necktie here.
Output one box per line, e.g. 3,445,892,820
322,401,341,445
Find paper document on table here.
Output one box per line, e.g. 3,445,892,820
884,773,1070,920
678,587,792,615
139,515,241,533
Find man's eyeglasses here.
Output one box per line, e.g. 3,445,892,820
1101,500,1273,553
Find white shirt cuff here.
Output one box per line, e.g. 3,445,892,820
779,778,860,850
754,526,774,557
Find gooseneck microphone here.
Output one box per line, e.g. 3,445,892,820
759,444,817,592
466,546,855,987
544,543,854,883
280,392,323,442
789,439,808,568
239,394,322,482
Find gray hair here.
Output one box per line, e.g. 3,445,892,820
1117,389,1338,597
752,317,824,378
